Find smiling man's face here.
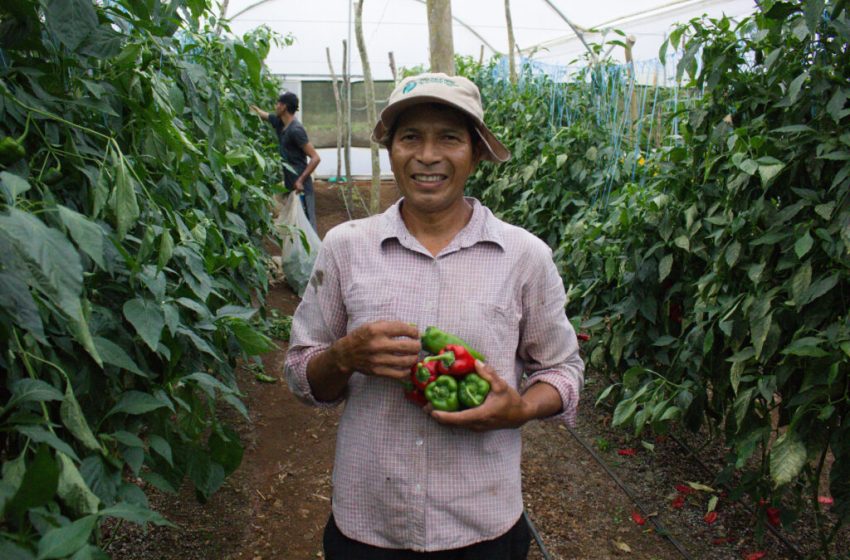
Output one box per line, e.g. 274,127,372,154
389,103,480,217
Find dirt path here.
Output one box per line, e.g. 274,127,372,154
108,181,842,560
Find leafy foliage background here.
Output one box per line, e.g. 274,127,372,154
0,0,288,556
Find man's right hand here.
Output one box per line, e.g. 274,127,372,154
330,321,421,382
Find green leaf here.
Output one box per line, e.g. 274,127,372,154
60,382,101,452
57,454,100,516
5,445,60,523
0,171,31,203
725,241,741,267
109,154,140,240
57,205,105,269
5,379,63,412
110,430,145,448
751,312,772,360
794,232,814,258
827,88,849,123
791,263,812,303
0,271,45,341
612,399,637,427
674,235,690,252
758,159,784,184
36,515,97,560
228,320,277,355
734,387,756,431
556,153,568,168
16,425,80,462
99,502,175,527
148,435,173,466
106,391,169,417
0,208,100,364
770,432,807,487
123,298,165,352
658,254,673,282
799,274,839,305
93,336,146,377
209,426,243,476
43,0,98,51
781,337,830,357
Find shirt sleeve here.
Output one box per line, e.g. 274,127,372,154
517,246,585,426
267,113,282,132
292,123,309,147
283,236,348,407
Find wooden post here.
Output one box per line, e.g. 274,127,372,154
326,47,344,182
342,39,353,197
624,35,638,143
426,0,455,74
355,0,381,215
505,0,517,84
389,51,398,84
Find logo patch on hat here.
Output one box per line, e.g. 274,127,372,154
403,81,417,94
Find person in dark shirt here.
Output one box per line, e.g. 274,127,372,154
250,92,321,232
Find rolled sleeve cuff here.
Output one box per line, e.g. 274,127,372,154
524,370,582,427
284,345,346,408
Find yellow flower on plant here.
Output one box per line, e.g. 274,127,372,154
638,156,646,166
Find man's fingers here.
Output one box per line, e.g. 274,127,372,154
474,360,506,392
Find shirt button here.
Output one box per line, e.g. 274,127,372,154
415,438,424,446
415,484,422,492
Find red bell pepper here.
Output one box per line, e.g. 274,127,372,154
426,344,476,376
402,380,428,407
410,359,439,390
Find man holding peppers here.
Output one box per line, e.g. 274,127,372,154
284,73,584,559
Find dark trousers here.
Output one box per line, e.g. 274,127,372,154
323,513,531,560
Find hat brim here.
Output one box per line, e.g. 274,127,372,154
371,96,511,163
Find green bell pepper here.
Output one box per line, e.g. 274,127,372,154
458,373,490,408
424,375,460,412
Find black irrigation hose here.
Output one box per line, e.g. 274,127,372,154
564,425,696,560
667,433,805,559
523,509,554,560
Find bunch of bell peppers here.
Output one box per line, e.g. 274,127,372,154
402,327,490,411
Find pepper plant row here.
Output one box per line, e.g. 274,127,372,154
464,1,849,556
0,0,288,556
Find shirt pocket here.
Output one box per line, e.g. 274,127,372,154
344,289,394,331
464,300,521,384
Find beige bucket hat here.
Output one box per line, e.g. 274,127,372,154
372,72,511,162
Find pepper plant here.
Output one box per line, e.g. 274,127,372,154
0,0,289,556
464,0,849,555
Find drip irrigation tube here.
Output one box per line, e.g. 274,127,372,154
523,510,554,560
564,425,696,560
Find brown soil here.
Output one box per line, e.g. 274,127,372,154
106,181,849,560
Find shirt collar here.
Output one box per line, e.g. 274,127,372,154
379,197,505,254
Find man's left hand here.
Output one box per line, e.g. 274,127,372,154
428,360,533,431
294,178,305,192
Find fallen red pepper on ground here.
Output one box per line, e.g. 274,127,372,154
744,552,766,560
630,511,646,526
671,495,685,509
704,511,718,524
618,448,636,456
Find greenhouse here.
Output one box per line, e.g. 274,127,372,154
1,1,849,559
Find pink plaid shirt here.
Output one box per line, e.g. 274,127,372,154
284,198,584,551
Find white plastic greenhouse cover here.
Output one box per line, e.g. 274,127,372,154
222,0,757,81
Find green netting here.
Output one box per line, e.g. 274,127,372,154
301,79,395,149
